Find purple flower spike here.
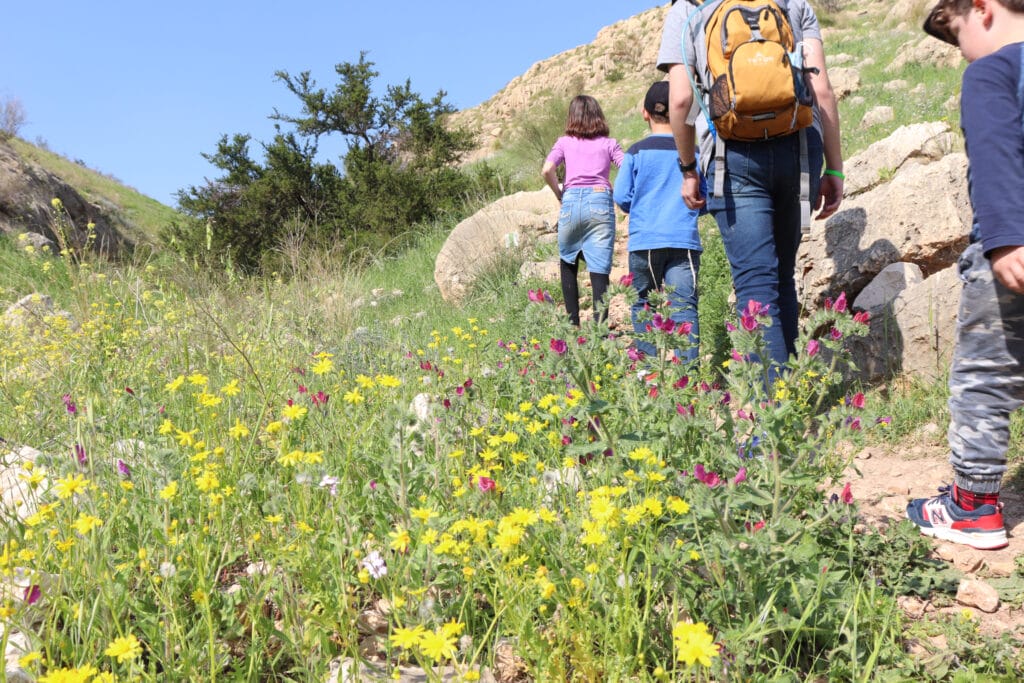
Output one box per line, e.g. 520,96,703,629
116,458,131,479
74,443,87,466
23,585,41,605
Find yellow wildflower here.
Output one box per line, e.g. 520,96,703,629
104,633,142,662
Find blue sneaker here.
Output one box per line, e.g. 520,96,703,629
906,486,1008,550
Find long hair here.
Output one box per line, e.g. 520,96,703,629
564,95,610,139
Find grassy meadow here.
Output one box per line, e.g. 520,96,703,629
4,3,1024,682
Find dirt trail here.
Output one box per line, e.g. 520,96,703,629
841,441,1024,641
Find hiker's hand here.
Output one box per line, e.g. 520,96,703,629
991,245,1024,294
681,173,705,210
815,174,843,220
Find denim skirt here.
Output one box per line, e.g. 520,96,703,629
557,186,616,274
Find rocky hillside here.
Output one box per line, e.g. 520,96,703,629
449,6,669,161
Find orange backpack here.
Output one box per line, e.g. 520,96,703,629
702,0,814,141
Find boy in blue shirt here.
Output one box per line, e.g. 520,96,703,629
907,0,1024,549
613,81,703,362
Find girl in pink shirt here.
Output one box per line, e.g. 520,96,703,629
542,95,624,326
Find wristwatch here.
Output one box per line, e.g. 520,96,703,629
677,158,698,173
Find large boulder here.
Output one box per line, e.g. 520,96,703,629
798,152,970,312
848,264,961,382
434,190,559,303
843,122,957,197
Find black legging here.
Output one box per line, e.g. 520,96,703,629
560,257,609,326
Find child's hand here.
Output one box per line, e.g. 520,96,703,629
681,173,705,210
991,245,1024,294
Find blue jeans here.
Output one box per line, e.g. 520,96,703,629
707,129,823,371
629,248,701,362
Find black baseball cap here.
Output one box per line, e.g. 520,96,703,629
923,0,959,46
643,81,670,118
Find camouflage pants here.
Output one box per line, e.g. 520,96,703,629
948,241,1024,493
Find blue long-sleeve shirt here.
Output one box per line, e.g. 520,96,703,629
961,43,1024,255
613,133,702,253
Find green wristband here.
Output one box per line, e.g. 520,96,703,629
823,169,845,180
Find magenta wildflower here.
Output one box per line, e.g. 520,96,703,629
833,291,848,313
876,415,892,425
62,394,76,415
740,312,758,332
676,321,693,336
725,321,737,332
627,347,644,361
674,375,690,390
853,310,871,324
297,384,308,394
369,479,377,491
577,335,587,345
806,339,820,357
733,467,747,485
841,481,854,504
745,520,766,533
73,443,87,466
23,585,41,605
829,327,843,341
676,403,695,417
550,338,568,355
115,459,131,479
124,386,135,396
693,464,722,488
847,416,862,430
477,476,496,493
619,272,634,286
849,392,865,409
311,391,329,407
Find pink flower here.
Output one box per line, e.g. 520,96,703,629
62,394,76,415
619,272,634,286
577,336,587,345
116,459,131,479
740,312,758,332
311,391,329,407
673,375,690,390
369,479,378,491
731,349,745,363
833,291,848,313
23,585,41,605
676,321,693,336
829,327,843,341
550,338,568,355
693,463,722,488
73,443,87,466
853,310,871,324
676,403,695,417
297,384,308,394
627,347,644,361
125,387,135,396
745,520,766,533
477,476,496,493
824,296,833,311
528,289,544,303
841,481,853,504
806,339,820,357
725,321,737,332
850,392,865,409
733,467,747,485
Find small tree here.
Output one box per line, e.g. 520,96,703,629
168,53,491,273
0,96,27,141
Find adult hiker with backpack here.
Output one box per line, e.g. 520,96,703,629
657,0,844,382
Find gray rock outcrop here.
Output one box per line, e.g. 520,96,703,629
0,141,134,256
434,190,559,303
799,151,969,312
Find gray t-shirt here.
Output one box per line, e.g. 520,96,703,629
656,0,823,173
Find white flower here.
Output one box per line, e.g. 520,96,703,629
159,562,177,578
360,551,387,579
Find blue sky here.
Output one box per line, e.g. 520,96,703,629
2,1,649,207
